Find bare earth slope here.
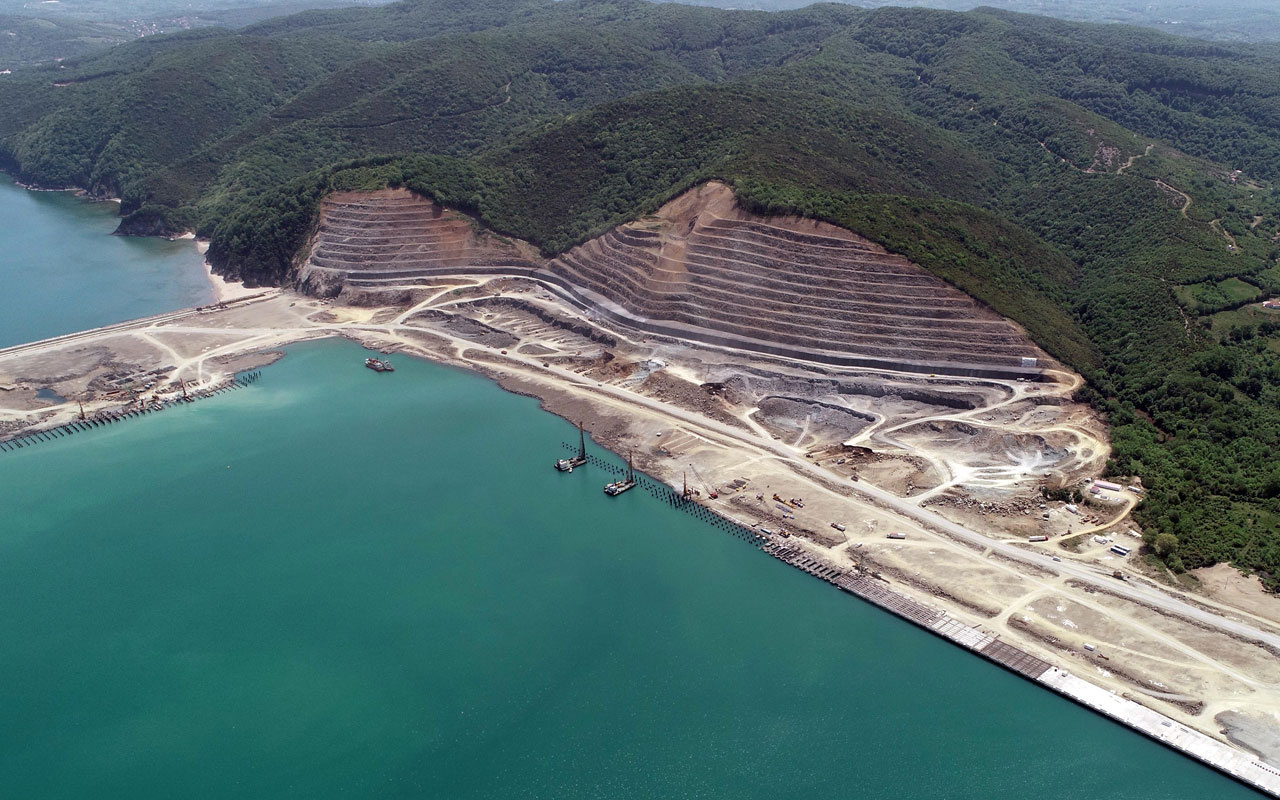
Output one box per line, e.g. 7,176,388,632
298,183,1042,380
298,188,539,297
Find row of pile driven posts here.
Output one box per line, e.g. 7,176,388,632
0,371,262,454
563,441,801,551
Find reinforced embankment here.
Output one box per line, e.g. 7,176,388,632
568,440,1280,797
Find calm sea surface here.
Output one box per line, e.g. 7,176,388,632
0,338,1263,799
0,177,212,348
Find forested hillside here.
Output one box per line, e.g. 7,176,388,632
2,0,1280,587
671,1,1280,44
0,2,394,67
0,15,136,67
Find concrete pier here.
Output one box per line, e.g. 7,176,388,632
579,453,1280,798
757,533,1280,797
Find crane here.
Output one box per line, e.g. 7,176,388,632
688,462,717,499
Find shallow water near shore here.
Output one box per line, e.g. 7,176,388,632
0,176,213,348
0,338,1262,799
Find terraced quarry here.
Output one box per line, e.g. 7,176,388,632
299,189,536,297
299,183,1044,380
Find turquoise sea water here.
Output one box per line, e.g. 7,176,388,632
0,177,213,348
0,339,1263,799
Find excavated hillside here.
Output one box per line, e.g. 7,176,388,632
298,183,1043,379
298,188,540,297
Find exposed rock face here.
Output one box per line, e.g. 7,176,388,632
298,182,1042,376
115,207,182,238
298,188,536,298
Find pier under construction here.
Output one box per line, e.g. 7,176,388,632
565,444,1280,798
0,371,263,455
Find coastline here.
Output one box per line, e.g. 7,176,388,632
1,288,1279,796
337,329,1280,798
196,239,260,304
387,334,1280,798
6,178,240,305
3,335,1264,799
5,175,247,307
7,176,118,204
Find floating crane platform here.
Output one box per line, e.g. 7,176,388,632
604,452,637,496
555,422,588,472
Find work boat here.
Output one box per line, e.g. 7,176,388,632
603,478,636,496
365,357,394,372
604,453,638,496
556,456,589,472
556,422,589,472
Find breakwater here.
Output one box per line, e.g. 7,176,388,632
0,371,262,453
566,439,1280,798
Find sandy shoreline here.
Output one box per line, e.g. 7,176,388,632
195,240,261,304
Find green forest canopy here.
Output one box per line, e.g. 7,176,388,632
667,1,1280,43
2,0,1280,587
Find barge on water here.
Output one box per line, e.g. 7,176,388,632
604,453,637,496
365,357,394,372
555,422,588,472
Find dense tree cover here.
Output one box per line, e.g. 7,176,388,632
0,15,135,67
0,0,391,20
3,0,1280,586
0,2,396,67
673,1,1280,45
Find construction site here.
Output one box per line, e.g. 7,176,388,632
2,181,1280,794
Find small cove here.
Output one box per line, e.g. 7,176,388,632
0,177,213,349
